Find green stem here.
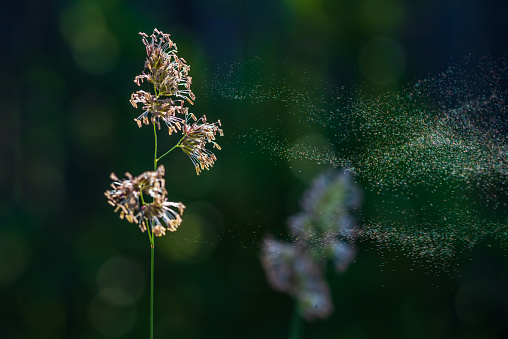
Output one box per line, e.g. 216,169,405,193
150,233,154,339
145,218,152,244
149,87,181,339
289,303,303,339
156,137,184,163
151,117,157,338
153,122,158,171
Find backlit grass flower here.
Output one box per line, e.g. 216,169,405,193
130,28,195,135
105,171,141,224
129,28,223,175
139,197,185,235
105,165,185,235
134,28,195,102
130,90,186,134
179,114,223,175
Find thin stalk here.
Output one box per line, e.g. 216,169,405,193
289,303,303,339
157,136,184,163
142,220,154,337
149,96,181,338
153,122,158,171
151,118,157,338
150,233,155,339
145,219,153,247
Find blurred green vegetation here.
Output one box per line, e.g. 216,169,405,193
2,0,508,338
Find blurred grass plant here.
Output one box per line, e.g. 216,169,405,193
105,29,222,338
261,170,361,338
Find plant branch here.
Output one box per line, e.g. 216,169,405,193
157,136,184,162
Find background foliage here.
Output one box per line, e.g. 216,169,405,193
2,0,508,338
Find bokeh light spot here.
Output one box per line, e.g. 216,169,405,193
96,255,146,307
88,296,137,337
24,161,65,215
359,37,406,85
71,26,120,75
455,279,500,326
60,1,106,44
0,232,29,286
60,2,120,74
159,213,216,263
70,89,118,152
360,0,405,34
18,295,66,334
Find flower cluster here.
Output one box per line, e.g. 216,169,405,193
130,28,222,175
130,91,187,134
133,28,195,103
261,170,361,321
180,114,223,175
105,165,185,236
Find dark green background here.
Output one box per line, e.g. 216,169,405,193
3,0,508,338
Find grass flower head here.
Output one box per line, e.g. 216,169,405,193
105,165,185,235
134,28,194,102
130,28,194,134
179,114,223,175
